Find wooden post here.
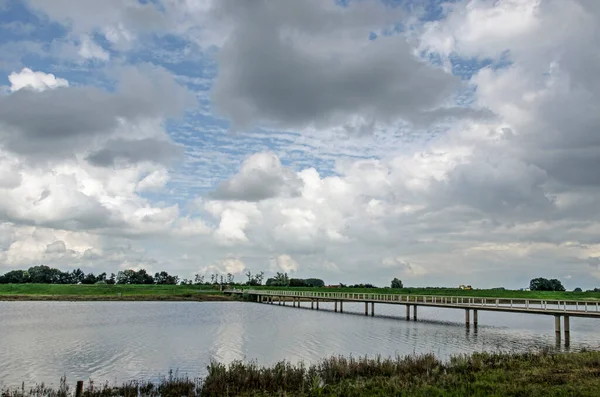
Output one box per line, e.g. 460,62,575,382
473,309,478,327
371,301,375,316
413,305,418,321
365,301,368,315
75,381,83,397
465,309,470,326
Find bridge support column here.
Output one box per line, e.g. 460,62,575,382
371,302,375,316
340,301,343,313
555,315,561,342
564,315,570,345
465,309,470,327
334,301,338,312
473,310,478,327
316,299,319,310
365,302,368,316
413,305,417,321
406,305,410,320
311,300,314,310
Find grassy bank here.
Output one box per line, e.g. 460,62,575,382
242,286,600,301
3,350,600,396
0,284,230,301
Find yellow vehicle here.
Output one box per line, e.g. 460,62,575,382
459,285,473,290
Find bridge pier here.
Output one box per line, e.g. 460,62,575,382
365,302,368,315
316,299,319,310
413,305,418,321
340,301,343,313
371,302,375,316
406,305,410,320
465,309,470,327
311,300,314,310
564,315,570,346
473,310,478,327
334,301,338,312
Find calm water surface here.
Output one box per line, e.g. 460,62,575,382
1,301,599,386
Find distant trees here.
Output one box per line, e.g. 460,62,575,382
154,271,179,285
573,287,583,293
391,278,403,289
116,269,155,285
529,278,566,292
245,271,264,286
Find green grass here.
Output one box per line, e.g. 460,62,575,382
240,286,600,301
0,284,229,301
4,351,600,396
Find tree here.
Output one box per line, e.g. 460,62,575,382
305,278,325,287
70,268,85,284
154,271,179,285
106,273,116,285
391,278,403,289
226,273,234,284
574,287,583,292
81,272,98,284
117,269,154,284
194,274,205,285
530,277,565,291
0,270,29,284
289,278,307,287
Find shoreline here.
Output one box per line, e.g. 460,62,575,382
0,294,232,302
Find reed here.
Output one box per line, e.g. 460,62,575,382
3,350,600,396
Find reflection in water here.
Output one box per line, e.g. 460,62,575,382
1,301,599,387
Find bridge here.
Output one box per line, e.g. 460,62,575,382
225,289,600,345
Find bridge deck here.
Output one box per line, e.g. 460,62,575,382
225,289,600,318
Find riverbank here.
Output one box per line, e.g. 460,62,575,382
3,350,600,396
0,284,231,301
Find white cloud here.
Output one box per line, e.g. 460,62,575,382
269,254,299,273
8,68,69,92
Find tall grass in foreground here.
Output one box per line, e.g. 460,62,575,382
3,350,600,396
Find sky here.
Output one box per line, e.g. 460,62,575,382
0,0,599,289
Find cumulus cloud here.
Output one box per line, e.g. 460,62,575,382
269,254,299,273
211,152,303,201
211,0,464,130
8,68,69,92
0,65,192,161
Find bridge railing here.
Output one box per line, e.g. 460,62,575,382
238,289,600,314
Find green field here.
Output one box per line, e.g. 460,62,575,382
2,284,600,302
0,284,229,301
240,286,600,301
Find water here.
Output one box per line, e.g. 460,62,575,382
1,301,599,387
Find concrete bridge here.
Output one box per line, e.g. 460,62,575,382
225,289,600,345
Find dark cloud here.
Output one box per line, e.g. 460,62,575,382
87,138,184,167
0,65,193,160
211,0,460,130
